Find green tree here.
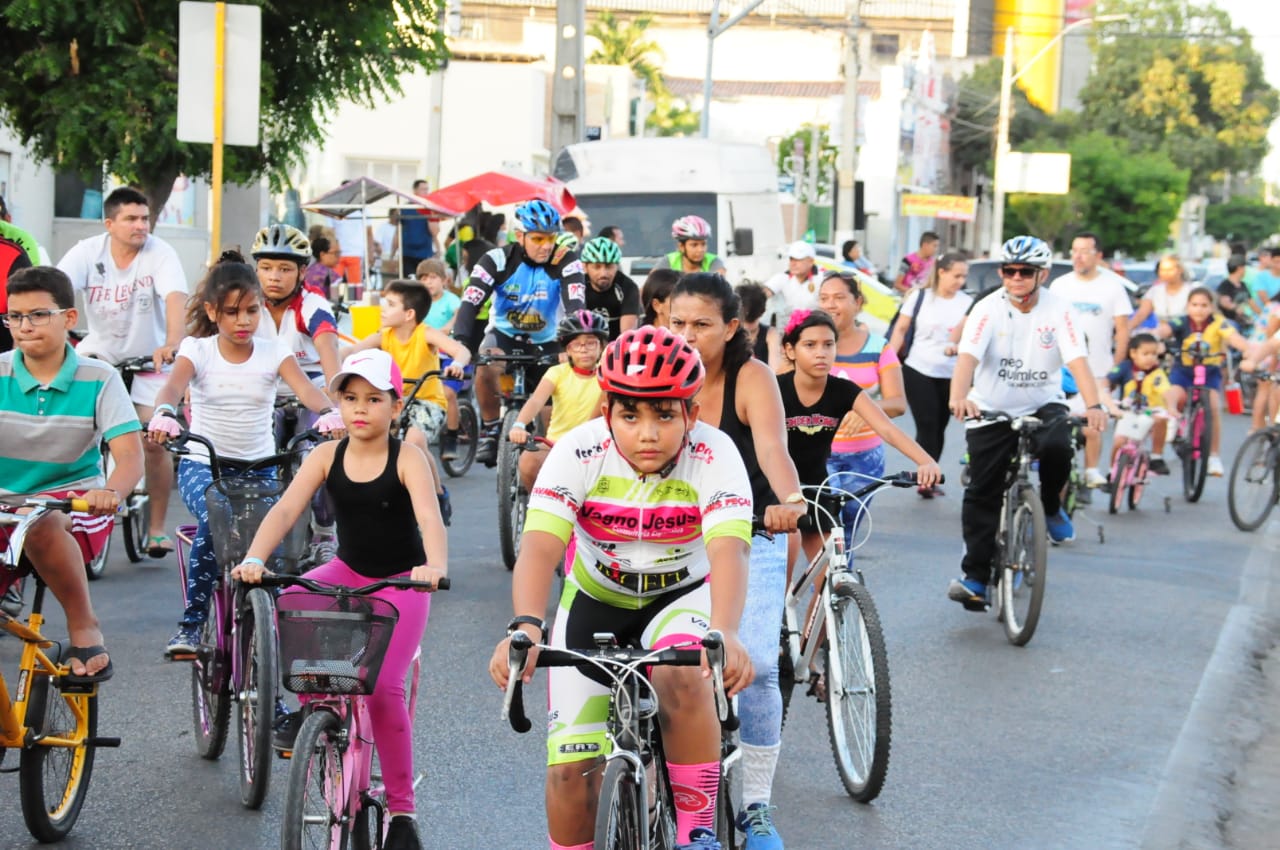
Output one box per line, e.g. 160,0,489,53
588,12,664,97
1006,194,1082,252
776,124,838,203
1081,0,1278,191
950,58,1054,177
1204,197,1280,246
647,96,702,137
0,0,448,217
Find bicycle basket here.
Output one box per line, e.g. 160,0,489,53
276,592,399,695
274,513,311,576
1115,411,1155,442
204,476,286,569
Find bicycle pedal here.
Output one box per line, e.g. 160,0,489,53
85,736,122,748
961,597,990,613
165,651,197,662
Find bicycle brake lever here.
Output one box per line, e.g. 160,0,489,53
504,632,533,733
702,630,739,731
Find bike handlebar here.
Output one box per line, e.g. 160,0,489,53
258,573,450,594
477,353,561,368
502,629,737,735
164,426,319,479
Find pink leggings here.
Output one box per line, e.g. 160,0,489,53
291,558,431,814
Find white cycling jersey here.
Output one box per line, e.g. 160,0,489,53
524,417,753,609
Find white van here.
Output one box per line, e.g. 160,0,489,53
552,138,786,286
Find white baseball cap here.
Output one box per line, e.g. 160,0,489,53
329,349,404,397
788,241,816,260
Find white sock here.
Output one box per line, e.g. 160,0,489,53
740,741,782,806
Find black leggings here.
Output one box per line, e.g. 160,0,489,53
902,364,952,461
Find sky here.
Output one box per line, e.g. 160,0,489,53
1215,0,1280,185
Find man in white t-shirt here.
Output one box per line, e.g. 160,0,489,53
947,236,1108,608
763,241,822,324
57,187,189,558
1050,231,1133,489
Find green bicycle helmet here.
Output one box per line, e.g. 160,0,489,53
581,237,622,265
554,231,580,252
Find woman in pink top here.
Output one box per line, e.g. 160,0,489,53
818,271,906,551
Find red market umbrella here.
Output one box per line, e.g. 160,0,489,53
422,171,576,215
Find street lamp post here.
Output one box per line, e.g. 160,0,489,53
990,15,1125,254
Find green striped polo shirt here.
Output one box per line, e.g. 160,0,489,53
0,344,141,497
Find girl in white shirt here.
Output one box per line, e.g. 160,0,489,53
146,255,342,656
889,253,973,496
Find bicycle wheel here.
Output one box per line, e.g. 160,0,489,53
1128,454,1149,511
121,493,150,564
593,757,643,850
777,626,797,730
1000,487,1048,646
19,650,98,842
496,409,524,571
192,591,232,760
442,401,478,478
824,581,891,803
1108,454,1131,515
238,587,278,809
1228,428,1280,531
1182,401,1210,502
281,710,350,850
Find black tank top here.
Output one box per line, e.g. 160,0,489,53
327,438,427,578
717,358,778,512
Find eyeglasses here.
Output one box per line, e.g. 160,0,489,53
566,338,602,351
3,309,68,328
1000,266,1039,279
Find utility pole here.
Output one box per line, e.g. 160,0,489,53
700,0,766,138
551,0,586,162
834,0,862,239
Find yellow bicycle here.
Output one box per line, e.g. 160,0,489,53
0,497,120,842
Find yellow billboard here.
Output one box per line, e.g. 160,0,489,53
993,0,1067,113
901,194,979,221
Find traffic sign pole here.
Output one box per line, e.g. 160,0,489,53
210,1,226,265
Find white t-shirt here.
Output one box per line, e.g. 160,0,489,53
901,287,973,379
959,288,1088,421
178,335,290,463
1050,268,1132,377
1146,283,1191,324
57,234,189,362
765,271,822,316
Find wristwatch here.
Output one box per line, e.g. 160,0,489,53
507,615,547,637
783,492,805,505
1088,403,1107,411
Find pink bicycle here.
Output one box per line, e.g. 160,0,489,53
1107,404,1171,515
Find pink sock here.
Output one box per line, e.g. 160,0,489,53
666,761,720,843
549,840,592,850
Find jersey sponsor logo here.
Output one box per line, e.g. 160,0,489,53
462,286,486,306
687,441,715,464
1072,301,1103,316
564,260,584,277
672,785,712,813
1036,326,1057,350
968,312,989,344
505,307,548,332
566,282,586,303
472,265,495,287
704,489,750,514
579,503,700,534
558,742,600,755
531,485,577,507
996,357,1051,386
785,413,841,433
1062,312,1081,347
574,441,609,462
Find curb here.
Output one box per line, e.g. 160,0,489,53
1139,518,1280,850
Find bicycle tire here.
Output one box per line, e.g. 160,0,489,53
497,409,524,571
1108,453,1131,515
777,626,796,730
824,581,891,803
1228,428,1280,531
1128,453,1149,511
714,746,739,850
121,493,150,564
442,401,478,478
238,588,278,809
1182,401,1210,502
281,710,350,850
191,591,231,761
19,648,98,843
593,757,644,850
1001,487,1047,646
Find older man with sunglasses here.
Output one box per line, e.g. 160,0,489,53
945,236,1109,608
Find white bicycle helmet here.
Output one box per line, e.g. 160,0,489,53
999,235,1053,269
252,224,311,263
671,215,711,242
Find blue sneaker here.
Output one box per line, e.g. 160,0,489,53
1047,508,1075,544
438,487,452,527
677,827,722,850
947,577,989,609
165,624,201,658
736,802,782,849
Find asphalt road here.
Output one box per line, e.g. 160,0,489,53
0,413,1270,850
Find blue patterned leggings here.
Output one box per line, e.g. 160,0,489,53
825,444,886,555
736,531,788,748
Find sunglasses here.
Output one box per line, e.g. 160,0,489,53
1000,265,1039,279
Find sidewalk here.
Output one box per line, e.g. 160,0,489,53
1221,633,1280,850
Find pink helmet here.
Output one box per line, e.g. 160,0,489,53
671,215,712,242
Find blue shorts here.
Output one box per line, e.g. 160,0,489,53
438,355,473,394
1169,364,1222,392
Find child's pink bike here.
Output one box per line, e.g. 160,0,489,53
1107,404,1172,515
261,572,449,850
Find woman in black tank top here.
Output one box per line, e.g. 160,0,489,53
669,273,805,843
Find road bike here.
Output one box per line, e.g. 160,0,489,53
1170,342,1221,503
0,497,121,842
478,351,560,570
504,629,739,850
167,429,315,809
264,572,448,850
1107,404,1170,515
777,471,923,804
968,410,1053,647
1228,385,1280,531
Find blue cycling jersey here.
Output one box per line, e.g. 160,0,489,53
453,243,586,345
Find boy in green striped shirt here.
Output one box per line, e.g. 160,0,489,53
0,267,143,683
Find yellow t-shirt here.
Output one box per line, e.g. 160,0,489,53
381,324,446,411
544,363,603,442
1169,315,1235,367
1106,362,1169,410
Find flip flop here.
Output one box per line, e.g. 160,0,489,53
146,534,175,558
63,644,114,685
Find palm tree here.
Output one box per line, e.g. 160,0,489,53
587,11,667,98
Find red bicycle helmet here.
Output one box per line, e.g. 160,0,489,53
598,326,704,399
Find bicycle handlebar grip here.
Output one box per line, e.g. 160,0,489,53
68,498,90,513
506,631,534,733
436,577,451,591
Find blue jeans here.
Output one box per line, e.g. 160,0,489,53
737,530,788,748
825,444,886,555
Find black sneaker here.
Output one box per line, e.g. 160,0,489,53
273,710,303,754
384,815,422,850
438,487,452,527
1149,457,1170,475
440,429,459,461
476,422,501,467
